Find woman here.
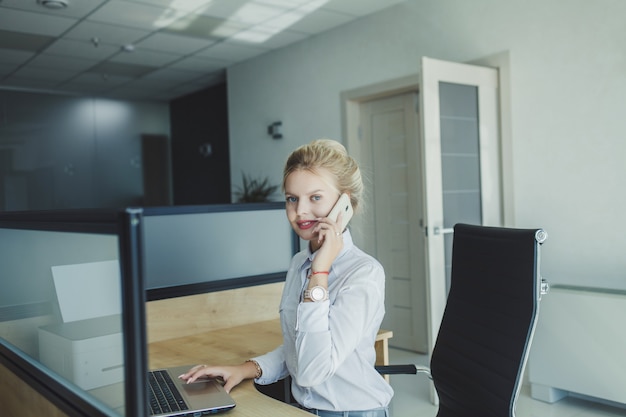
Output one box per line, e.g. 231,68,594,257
180,139,393,416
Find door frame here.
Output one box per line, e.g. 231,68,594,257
342,75,426,351
342,74,420,161
342,54,513,351
341,74,420,246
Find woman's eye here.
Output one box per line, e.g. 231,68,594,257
311,195,321,201
286,196,297,203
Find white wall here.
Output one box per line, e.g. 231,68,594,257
227,0,626,290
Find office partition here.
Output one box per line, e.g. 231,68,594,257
0,208,145,417
0,203,296,416
142,202,297,300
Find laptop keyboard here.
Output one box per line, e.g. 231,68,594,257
148,370,189,415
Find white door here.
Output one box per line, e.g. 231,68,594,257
420,56,502,356
359,92,428,353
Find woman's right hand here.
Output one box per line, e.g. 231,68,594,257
178,363,249,393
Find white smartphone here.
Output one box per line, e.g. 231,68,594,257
327,193,354,232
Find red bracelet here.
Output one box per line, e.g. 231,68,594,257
309,271,329,277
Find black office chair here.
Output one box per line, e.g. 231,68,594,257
377,223,549,417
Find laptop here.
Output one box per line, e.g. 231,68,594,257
148,365,235,416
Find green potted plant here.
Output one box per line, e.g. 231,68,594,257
233,173,279,203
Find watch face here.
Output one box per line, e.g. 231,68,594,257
311,287,326,301
306,285,328,302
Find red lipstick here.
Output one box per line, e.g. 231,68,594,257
297,219,318,230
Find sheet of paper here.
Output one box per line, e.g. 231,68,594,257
51,260,121,323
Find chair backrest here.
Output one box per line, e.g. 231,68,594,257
430,223,547,417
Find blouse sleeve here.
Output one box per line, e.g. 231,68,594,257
252,344,290,385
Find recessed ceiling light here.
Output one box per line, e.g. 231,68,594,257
38,0,69,9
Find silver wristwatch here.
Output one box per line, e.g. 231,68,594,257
304,285,329,302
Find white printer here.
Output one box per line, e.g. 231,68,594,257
39,314,123,390
38,260,124,391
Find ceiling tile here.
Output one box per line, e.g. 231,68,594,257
0,30,55,52
199,1,287,25
87,0,186,31
0,8,77,36
168,56,228,72
229,26,308,48
27,54,98,72
135,32,216,55
257,1,348,36
0,48,35,65
43,39,120,61
163,13,247,40
88,61,156,77
11,66,76,83
0,63,19,77
63,21,152,46
125,0,215,13
1,77,65,90
322,0,406,16
0,0,106,18
256,0,311,7
110,49,182,67
196,41,268,62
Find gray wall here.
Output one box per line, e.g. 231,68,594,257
226,0,626,291
0,91,170,210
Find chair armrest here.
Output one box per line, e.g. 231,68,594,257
375,364,432,380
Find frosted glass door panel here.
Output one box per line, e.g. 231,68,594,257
440,82,481,228
439,82,482,288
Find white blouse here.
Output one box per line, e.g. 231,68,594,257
253,230,394,411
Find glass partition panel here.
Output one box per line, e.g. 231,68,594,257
142,203,297,300
0,219,127,416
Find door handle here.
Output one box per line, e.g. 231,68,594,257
425,226,454,236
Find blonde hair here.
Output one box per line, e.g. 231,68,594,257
283,139,364,212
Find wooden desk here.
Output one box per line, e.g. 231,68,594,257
148,319,393,416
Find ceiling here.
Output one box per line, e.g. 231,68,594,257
0,0,405,101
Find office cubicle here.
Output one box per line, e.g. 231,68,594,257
0,208,145,417
0,203,295,416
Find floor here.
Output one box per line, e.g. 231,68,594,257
386,348,626,417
